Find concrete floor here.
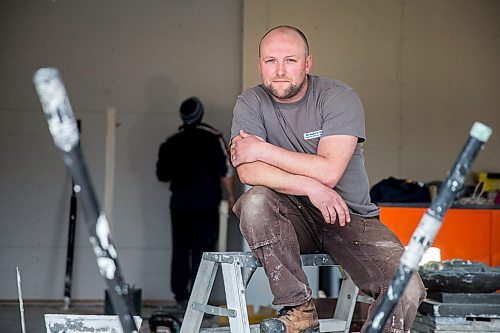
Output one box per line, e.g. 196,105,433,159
0,301,218,333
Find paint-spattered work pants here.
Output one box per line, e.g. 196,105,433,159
233,186,426,333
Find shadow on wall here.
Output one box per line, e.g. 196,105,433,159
146,73,178,112
127,72,178,299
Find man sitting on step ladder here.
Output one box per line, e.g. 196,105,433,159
229,25,426,333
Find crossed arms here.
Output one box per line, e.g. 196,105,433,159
230,130,357,225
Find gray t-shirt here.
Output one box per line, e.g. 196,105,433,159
231,75,379,217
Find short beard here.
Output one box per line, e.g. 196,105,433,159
265,78,305,100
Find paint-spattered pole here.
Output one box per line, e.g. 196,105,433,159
63,178,77,310
63,119,80,311
16,267,26,333
33,67,138,333
366,122,492,333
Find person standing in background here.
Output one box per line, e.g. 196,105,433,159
156,96,234,309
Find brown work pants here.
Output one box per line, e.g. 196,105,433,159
234,186,426,333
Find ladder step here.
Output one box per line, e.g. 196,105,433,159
199,318,348,333
192,302,237,317
319,318,349,332
203,252,339,267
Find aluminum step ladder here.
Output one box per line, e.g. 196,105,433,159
179,252,359,333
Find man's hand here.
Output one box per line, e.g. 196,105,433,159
307,185,351,226
231,130,265,167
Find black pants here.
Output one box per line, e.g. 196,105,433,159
170,207,219,302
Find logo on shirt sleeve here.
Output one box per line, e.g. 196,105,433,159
303,130,322,140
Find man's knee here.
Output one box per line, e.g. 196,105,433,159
402,273,426,308
235,186,281,246
236,186,275,220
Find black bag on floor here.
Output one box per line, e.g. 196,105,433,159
370,177,431,204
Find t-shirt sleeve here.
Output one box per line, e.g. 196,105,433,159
216,134,234,177
321,88,366,143
230,92,267,144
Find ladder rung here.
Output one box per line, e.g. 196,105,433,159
200,324,260,333
357,294,374,304
319,318,349,332
202,252,339,267
192,302,237,318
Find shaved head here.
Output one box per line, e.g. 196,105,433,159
259,25,309,57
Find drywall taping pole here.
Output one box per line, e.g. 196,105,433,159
63,177,77,310
365,121,492,333
105,107,116,226
32,67,138,333
63,119,81,310
16,267,26,333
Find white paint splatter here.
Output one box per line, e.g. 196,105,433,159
372,312,384,328
400,214,440,270
33,68,79,152
89,236,104,257
96,213,117,258
97,257,116,279
387,285,394,300
270,264,283,281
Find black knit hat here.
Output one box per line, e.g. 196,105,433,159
179,97,204,125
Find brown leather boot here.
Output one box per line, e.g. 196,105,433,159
260,299,319,333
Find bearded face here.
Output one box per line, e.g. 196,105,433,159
259,28,312,104
264,74,307,100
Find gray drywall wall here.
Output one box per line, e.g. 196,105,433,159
243,0,500,184
0,0,243,301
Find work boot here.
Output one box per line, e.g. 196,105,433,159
260,299,319,333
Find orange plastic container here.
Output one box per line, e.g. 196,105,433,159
380,206,499,266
